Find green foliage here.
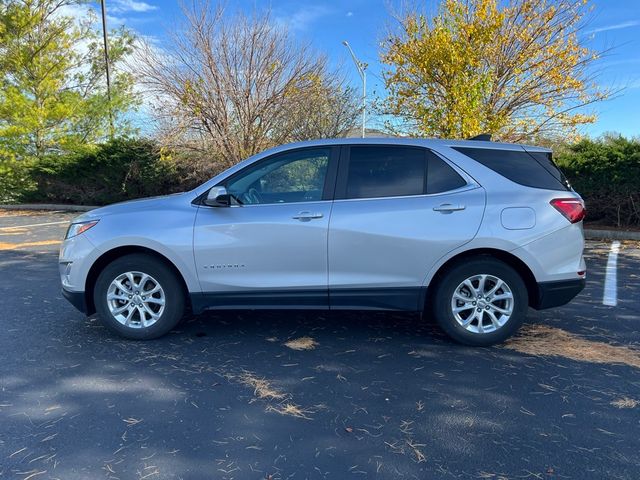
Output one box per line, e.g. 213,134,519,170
23,139,180,205
0,157,35,202
0,0,137,161
556,136,640,227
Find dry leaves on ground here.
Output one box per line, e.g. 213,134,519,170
283,337,318,351
610,397,638,409
504,325,640,369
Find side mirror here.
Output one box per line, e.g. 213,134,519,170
204,186,231,207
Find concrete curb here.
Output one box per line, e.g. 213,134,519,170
0,204,97,212
584,229,640,241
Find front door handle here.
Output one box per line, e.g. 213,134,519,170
433,204,466,213
292,211,324,221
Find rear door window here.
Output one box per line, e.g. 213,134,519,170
338,146,469,200
452,147,569,191
342,146,426,199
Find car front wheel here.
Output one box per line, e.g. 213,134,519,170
94,254,185,340
432,257,528,346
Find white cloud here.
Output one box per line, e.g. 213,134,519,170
106,14,128,26
346,11,354,17
586,20,640,35
275,5,333,32
58,2,96,24
110,0,158,14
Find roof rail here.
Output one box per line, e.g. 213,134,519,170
468,133,492,141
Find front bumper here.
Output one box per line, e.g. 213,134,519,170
533,278,585,310
62,287,87,313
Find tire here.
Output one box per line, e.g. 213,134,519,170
431,257,528,346
93,254,185,340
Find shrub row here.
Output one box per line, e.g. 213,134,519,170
1,138,226,206
22,139,176,205
555,136,640,228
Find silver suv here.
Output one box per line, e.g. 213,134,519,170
60,138,586,346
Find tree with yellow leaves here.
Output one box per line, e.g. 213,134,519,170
380,0,608,142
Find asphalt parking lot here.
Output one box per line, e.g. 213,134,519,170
1,210,639,480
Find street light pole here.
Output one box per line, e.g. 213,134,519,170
342,41,366,138
100,0,114,137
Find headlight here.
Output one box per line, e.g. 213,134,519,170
66,220,99,239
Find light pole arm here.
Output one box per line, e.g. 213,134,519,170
342,41,367,138
343,42,365,79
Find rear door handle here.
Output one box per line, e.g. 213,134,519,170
292,211,324,221
433,204,466,213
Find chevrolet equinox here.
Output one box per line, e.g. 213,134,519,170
60,138,586,346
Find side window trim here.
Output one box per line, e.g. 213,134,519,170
334,145,351,200
332,184,480,203
321,146,340,201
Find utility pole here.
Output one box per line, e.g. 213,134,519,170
100,0,114,137
342,41,366,138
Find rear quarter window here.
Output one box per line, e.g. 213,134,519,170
452,147,569,191
426,151,467,193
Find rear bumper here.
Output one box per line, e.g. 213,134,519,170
62,287,87,314
533,278,585,310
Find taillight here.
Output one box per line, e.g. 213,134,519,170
550,198,585,223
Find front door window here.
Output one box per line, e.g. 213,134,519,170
225,148,330,205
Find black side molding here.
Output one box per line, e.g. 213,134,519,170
329,287,422,311
62,287,87,313
190,287,424,314
533,278,585,310
190,290,329,314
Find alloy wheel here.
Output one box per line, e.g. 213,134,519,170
106,271,166,328
450,274,514,334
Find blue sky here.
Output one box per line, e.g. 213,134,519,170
103,0,640,138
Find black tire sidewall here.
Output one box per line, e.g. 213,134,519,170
94,254,185,340
432,258,528,346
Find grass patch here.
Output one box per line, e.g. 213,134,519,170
283,336,318,351
504,325,640,369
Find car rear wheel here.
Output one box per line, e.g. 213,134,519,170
94,254,185,340
431,257,528,346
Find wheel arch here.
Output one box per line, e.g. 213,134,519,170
425,248,538,308
84,246,191,315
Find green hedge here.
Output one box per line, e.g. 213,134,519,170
0,158,35,203
0,138,228,206
555,136,640,228
22,139,181,205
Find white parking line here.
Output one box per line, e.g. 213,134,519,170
0,220,69,231
602,241,621,306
